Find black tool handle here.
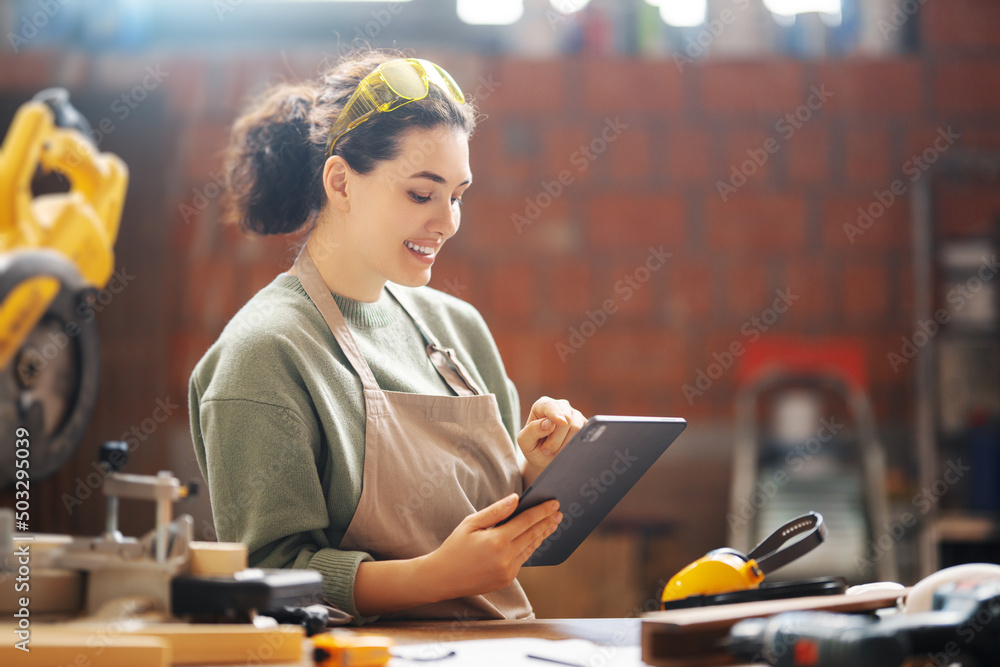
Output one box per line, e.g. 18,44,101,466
748,512,826,575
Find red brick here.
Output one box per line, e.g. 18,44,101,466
786,125,830,185
183,255,241,332
468,121,500,180
725,260,772,320
705,194,807,252
901,124,961,167
184,120,232,184
674,395,723,424
844,126,893,186
783,259,832,327
540,121,599,186
723,128,779,188
700,61,805,114
478,60,566,113
934,183,1000,238
587,331,688,389
170,330,214,398
583,58,683,113
959,127,1000,153
934,60,1000,114
586,195,685,248
600,257,658,317
490,261,536,319
608,124,652,184
428,257,480,307
665,127,713,184
923,0,1000,50
822,194,909,249
841,261,889,323
469,120,531,185
680,332,744,406
549,261,593,317
814,60,922,114
600,387,677,421
245,257,286,305
666,258,715,324
493,331,569,388
466,193,571,252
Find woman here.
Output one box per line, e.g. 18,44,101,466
188,51,586,623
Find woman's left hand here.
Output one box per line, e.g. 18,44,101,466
517,396,586,477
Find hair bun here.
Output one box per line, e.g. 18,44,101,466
225,88,325,235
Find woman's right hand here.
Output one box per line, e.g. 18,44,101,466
421,494,562,601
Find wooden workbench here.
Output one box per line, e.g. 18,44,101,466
234,617,768,666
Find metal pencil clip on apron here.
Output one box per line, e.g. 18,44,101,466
294,246,533,620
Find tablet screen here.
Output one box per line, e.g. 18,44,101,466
510,415,686,567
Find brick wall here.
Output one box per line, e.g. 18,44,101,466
4,0,1000,613
154,33,997,441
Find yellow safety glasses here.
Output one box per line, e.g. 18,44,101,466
325,58,466,156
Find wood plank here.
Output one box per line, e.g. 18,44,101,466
4,622,304,665
0,628,170,666
640,589,906,666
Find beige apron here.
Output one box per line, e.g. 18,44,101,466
294,247,534,620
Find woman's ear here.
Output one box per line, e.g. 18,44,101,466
323,156,351,212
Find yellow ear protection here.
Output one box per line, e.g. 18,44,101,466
661,512,826,607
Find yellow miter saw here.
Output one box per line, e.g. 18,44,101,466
0,87,127,488
0,92,333,665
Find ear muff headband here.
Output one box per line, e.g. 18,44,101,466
748,512,827,575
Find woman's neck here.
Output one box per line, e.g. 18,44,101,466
297,231,386,303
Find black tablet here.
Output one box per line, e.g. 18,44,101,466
509,415,686,567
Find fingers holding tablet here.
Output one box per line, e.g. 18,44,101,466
509,500,563,563
519,396,587,466
428,495,563,597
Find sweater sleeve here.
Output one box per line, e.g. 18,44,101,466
192,393,376,622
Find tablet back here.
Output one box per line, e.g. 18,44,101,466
516,415,686,567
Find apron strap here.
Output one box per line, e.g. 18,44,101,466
293,246,380,391
294,245,485,397
385,283,485,397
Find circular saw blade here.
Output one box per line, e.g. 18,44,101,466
0,250,100,490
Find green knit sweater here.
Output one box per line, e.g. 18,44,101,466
188,273,521,620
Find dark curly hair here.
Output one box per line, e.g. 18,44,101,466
222,50,477,236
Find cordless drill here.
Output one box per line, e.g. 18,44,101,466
727,579,1000,667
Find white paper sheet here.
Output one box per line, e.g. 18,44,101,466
390,637,646,666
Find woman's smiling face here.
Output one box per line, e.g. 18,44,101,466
328,125,471,299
